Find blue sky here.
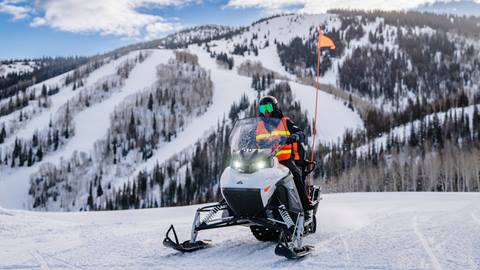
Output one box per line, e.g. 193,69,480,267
0,0,463,59
0,0,266,59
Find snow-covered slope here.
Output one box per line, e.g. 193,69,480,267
0,13,365,210
357,105,479,155
0,50,172,208
0,61,37,77
416,0,480,17
1,193,479,269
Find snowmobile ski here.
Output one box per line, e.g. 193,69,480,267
163,225,211,252
274,243,314,260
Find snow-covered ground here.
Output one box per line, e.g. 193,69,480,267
1,192,479,269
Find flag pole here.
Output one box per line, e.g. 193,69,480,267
308,31,322,198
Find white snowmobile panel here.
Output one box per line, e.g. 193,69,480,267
220,159,290,207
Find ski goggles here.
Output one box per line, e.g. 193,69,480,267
259,103,274,114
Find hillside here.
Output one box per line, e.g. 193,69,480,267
1,193,479,269
416,0,480,17
0,14,364,210
1,11,479,211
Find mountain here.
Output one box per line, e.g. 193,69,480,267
416,0,480,17
1,193,480,269
0,11,479,211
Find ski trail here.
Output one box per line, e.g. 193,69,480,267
29,250,50,270
413,216,443,270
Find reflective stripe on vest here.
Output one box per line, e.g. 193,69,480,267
256,117,300,161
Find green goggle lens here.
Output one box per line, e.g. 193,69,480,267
259,103,273,114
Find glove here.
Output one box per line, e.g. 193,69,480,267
286,134,300,144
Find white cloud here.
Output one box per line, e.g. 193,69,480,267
226,0,306,11
226,0,480,13
0,0,194,38
0,0,31,20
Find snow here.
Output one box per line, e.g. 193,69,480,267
0,53,127,147
119,45,258,185
289,81,363,144
357,105,479,155
57,49,172,163
0,61,37,77
1,192,479,269
0,50,172,209
0,66,75,127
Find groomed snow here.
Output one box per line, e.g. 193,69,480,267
1,192,479,269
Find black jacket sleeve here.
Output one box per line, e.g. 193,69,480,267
286,118,304,142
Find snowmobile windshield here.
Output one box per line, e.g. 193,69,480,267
229,117,288,152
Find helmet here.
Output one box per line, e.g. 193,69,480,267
258,96,279,114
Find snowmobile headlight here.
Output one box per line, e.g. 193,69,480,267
255,160,267,170
232,160,243,170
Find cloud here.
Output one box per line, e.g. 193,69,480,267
226,0,306,11
226,0,480,13
0,0,194,38
0,0,31,20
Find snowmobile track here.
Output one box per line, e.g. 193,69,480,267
42,252,85,270
413,216,443,270
29,250,50,270
2,193,480,270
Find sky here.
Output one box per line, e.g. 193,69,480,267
0,0,476,59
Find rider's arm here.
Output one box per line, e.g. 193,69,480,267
286,119,304,143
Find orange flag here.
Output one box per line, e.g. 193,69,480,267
318,32,336,50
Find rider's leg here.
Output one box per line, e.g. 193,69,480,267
280,159,313,210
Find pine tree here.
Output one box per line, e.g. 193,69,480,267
27,147,33,167
127,111,137,141
53,129,59,150
0,125,5,144
148,93,154,111
36,146,43,161
41,84,47,97
97,180,104,197
87,182,94,210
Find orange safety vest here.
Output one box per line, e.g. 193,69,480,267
256,117,300,161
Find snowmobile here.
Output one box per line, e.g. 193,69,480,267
163,117,321,260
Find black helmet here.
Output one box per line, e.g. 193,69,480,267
258,96,279,114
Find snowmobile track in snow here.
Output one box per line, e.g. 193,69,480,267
413,216,443,270
29,250,50,270
2,193,480,270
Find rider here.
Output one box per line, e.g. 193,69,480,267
256,96,314,212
